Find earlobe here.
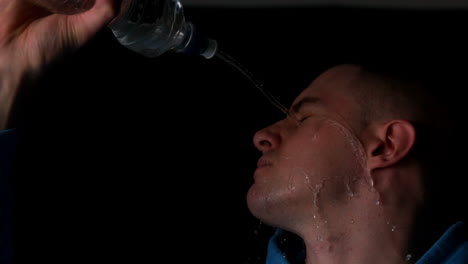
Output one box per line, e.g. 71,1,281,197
366,120,416,170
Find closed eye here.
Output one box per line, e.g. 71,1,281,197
288,110,314,125
297,115,312,124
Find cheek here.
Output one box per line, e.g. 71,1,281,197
247,121,368,222
280,126,366,197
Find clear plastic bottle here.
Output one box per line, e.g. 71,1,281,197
109,0,217,59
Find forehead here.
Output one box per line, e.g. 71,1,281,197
292,65,364,110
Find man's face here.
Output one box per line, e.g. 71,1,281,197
247,65,372,232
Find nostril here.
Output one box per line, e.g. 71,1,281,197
253,127,279,151
259,140,272,148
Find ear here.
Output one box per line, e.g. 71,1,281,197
365,120,416,171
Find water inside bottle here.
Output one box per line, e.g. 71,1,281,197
215,50,290,116
110,0,187,58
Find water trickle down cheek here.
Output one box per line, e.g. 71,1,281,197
324,119,375,194
279,117,378,224
267,121,330,229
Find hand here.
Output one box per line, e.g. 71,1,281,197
0,0,121,129
0,0,120,70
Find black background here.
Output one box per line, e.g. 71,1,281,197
10,7,468,263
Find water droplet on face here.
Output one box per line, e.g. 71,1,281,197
346,184,355,197
405,254,412,261
386,221,390,225
375,200,381,205
350,219,355,224
391,225,397,232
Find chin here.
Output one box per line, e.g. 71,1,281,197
246,185,271,219
246,185,261,212
246,185,292,227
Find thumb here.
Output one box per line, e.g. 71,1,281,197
67,0,122,45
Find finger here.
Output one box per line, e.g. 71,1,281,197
67,0,121,44
26,0,96,15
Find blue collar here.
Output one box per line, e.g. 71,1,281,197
266,229,292,264
266,229,305,264
266,222,468,264
416,222,468,264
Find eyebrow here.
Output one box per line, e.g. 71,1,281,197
291,96,321,114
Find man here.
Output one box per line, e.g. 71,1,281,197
248,63,468,263
1,2,467,264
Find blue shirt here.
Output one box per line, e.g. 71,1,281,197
0,129,18,264
266,222,468,264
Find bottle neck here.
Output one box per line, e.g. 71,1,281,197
175,23,218,59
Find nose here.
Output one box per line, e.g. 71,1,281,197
253,125,282,153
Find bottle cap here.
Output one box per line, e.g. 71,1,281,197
178,23,218,59
201,39,218,59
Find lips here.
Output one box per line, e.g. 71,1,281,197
257,157,273,168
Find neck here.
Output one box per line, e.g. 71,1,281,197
298,197,418,264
